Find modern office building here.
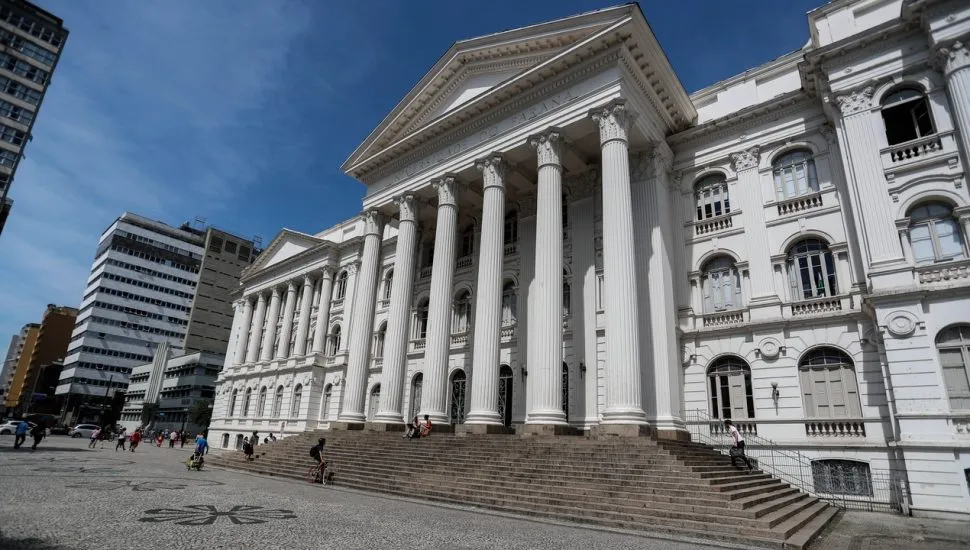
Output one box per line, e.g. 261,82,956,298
0,333,21,402
56,212,256,424
1,322,37,412
0,0,68,235
211,0,970,515
2,304,75,412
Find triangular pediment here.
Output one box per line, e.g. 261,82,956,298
245,229,324,275
343,5,634,174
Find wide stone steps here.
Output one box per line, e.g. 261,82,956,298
210,430,838,549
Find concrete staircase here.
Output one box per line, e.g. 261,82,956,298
209,430,838,549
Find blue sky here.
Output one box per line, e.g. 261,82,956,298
0,0,824,340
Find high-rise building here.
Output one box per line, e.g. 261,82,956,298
3,303,75,412
1,322,37,411
0,0,68,235
56,212,256,424
0,332,21,401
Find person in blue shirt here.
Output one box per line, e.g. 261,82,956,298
13,420,29,449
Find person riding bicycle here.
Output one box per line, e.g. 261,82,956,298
309,438,326,483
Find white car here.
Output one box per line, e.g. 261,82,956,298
69,424,100,439
0,420,35,435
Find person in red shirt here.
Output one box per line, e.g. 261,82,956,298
419,414,433,438
129,429,142,452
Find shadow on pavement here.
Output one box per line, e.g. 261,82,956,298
0,531,71,550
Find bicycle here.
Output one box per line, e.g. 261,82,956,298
307,461,330,485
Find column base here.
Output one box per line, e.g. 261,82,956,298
458,424,516,436
519,424,583,437
601,408,647,424
590,424,652,438
525,409,568,425
464,411,504,426
364,422,405,432
329,421,365,431
371,413,405,425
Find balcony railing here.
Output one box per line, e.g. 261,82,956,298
451,331,469,346
419,266,432,279
330,298,344,310
886,133,943,164
693,213,735,236
410,338,426,352
378,299,390,310
504,242,518,256
372,357,383,368
701,309,746,327
805,420,866,437
500,323,516,342
917,259,970,284
777,193,822,217
791,296,843,316
456,256,473,269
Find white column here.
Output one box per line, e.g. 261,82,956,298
467,154,507,425
341,263,360,349
730,146,777,300
260,287,282,362
525,130,566,425
246,292,267,363
293,275,314,356
233,297,254,365
591,100,645,424
940,42,970,168
276,281,298,359
375,195,419,424
311,267,335,353
339,210,385,423
423,177,459,423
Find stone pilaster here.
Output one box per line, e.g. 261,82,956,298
730,146,777,302
293,275,314,356
311,267,334,353
339,210,386,423
246,292,267,363
276,281,298,359
467,154,507,425
233,297,253,365
259,288,281,362
423,177,459,423
590,100,645,424
374,195,419,424
939,42,970,169
526,129,567,425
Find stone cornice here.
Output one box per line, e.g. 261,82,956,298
667,91,812,148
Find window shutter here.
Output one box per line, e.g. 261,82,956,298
773,171,784,200
702,277,713,313
940,349,970,409
843,364,862,417
729,373,747,419
813,369,830,418
800,368,816,417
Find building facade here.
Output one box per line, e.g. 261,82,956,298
2,304,75,413
211,0,970,515
56,212,256,424
0,0,68,236
0,332,22,402
1,322,37,411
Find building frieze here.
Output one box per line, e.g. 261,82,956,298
666,91,812,149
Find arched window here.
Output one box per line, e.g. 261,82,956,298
228,388,238,417
242,388,252,418
799,348,861,418
272,385,283,417
812,459,873,497
235,434,244,450
909,202,966,264
504,211,518,246
256,386,267,417
452,289,471,334
562,269,571,317
460,225,475,258
321,384,332,420
450,370,466,424
702,256,742,312
334,271,348,301
367,384,381,421
290,384,303,417
382,269,394,301
374,322,387,358
221,433,229,448
881,87,935,146
772,149,818,200
327,325,341,355
414,299,429,339
695,175,730,220
707,357,754,419
788,238,837,300
501,280,517,326
936,324,970,410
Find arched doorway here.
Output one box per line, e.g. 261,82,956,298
562,362,569,423
450,370,466,424
367,384,381,422
497,365,513,427
409,373,423,420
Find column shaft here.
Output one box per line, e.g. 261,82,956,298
246,293,267,363
260,289,282,361
276,282,298,359
311,268,335,353
591,101,645,424
731,147,776,299
526,130,566,425
233,298,253,365
423,177,459,423
467,155,506,425
941,43,970,168
293,276,314,356
375,195,419,424
339,211,385,423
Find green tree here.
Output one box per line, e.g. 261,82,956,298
188,399,213,428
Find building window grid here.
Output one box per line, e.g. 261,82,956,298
798,348,862,418
695,176,730,221
0,122,25,146
707,358,755,420
0,75,41,105
272,386,283,417
702,257,743,313
0,7,66,48
880,88,935,146
936,325,970,411
452,290,472,334
0,148,15,166
0,52,47,84
501,281,517,326
909,203,966,265
0,98,33,126
0,28,56,66
772,150,819,201
787,239,838,301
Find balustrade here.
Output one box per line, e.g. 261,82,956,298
701,310,745,327
917,259,970,284
777,193,822,216
694,213,734,236
887,134,943,163
791,296,843,316
805,420,866,437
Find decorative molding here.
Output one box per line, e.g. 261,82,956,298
834,86,874,117
883,310,920,338
566,168,599,200
432,175,459,207
937,41,970,78
730,146,761,172
475,154,507,190
757,337,783,360
589,99,636,145
345,261,361,277
529,129,564,169
519,191,539,217
362,210,385,237
629,149,651,182
394,194,418,223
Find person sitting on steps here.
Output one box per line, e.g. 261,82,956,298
309,438,327,483
724,419,753,471
419,414,433,438
403,416,420,439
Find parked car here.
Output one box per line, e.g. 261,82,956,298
0,420,36,435
48,425,70,435
69,424,100,439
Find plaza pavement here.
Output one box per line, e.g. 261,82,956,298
0,435,967,550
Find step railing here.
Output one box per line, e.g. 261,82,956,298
683,408,908,513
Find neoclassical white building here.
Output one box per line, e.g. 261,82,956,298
212,0,970,515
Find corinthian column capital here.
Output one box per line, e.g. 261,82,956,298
475,154,507,190
730,145,761,172
590,99,636,144
363,209,385,237
835,86,875,117
394,194,418,223
938,41,970,78
528,129,563,169
431,175,459,207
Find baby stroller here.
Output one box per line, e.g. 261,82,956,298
186,451,205,471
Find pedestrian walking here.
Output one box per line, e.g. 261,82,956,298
30,423,45,451
129,429,142,452
724,420,753,471
13,420,28,449
88,427,101,449
169,430,177,448
180,430,187,448
115,427,127,451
